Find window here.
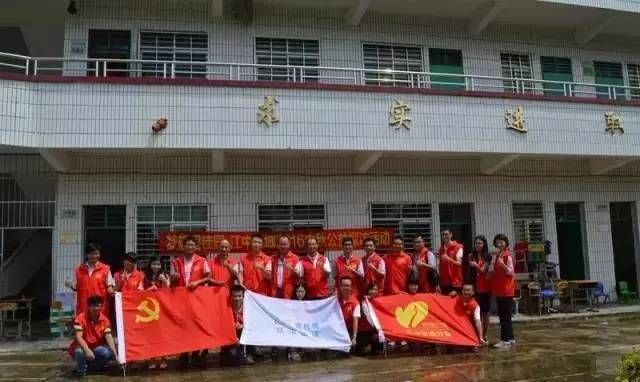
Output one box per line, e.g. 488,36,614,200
370,203,432,251
363,44,423,87
501,53,533,93
136,205,209,257
139,31,208,78
594,61,624,99
541,56,573,96
257,204,325,231
429,48,464,90
512,202,545,243
88,30,131,77
627,63,640,100
255,38,320,82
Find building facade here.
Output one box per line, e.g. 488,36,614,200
1,0,640,307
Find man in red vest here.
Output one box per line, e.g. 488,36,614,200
333,237,364,298
411,234,437,293
362,237,385,296
65,243,114,316
437,229,464,295
337,276,360,349
207,239,238,289
114,252,144,292
383,236,413,295
170,236,211,368
299,236,332,299
451,284,486,347
68,295,118,376
237,234,272,295
270,235,302,299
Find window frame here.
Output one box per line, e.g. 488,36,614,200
138,30,209,78
256,204,326,232
369,203,433,251
500,52,534,94
511,202,545,244
362,42,424,87
254,37,321,82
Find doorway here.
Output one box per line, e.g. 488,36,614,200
83,206,126,271
439,203,474,253
610,202,639,293
555,203,587,280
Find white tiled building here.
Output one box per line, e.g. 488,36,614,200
1,0,640,307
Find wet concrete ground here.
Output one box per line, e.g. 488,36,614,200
1,315,638,381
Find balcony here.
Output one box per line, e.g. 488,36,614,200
1,51,639,103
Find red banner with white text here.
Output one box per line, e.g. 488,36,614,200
365,293,480,347
158,228,395,254
115,286,238,363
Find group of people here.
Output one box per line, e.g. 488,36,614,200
64,229,516,375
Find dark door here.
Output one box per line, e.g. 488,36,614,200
88,30,131,77
541,56,573,96
84,206,126,271
610,202,639,292
439,203,474,254
555,203,586,280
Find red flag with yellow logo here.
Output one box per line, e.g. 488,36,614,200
115,286,238,363
365,293,479,347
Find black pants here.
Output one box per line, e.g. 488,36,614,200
496,296,514,342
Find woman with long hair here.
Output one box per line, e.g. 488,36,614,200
467,235,491,344
143,258,169,369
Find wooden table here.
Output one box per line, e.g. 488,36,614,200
0,297,34,339
567,280,599,313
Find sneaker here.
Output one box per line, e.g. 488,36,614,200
289,351,302,362
245,354,255,365
509,339,517,346
492,341,512,348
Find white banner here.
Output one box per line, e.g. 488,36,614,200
240,291,351,352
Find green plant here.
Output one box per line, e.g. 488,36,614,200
616,348,640,382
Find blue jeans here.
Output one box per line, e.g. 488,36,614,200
74,346,114,372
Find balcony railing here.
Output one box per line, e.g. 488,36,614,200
1,51,639,101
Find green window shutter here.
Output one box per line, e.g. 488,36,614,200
429,48,464,90
594,61,624,99
541,56,572,96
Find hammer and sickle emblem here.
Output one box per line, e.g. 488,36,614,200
135,297,160,323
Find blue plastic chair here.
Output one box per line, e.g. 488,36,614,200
591,282,610,306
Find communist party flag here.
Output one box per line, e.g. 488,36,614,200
115,286,238,363
364,293,479,347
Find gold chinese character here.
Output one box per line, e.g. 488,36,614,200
505,106,527,133
389,100,411,130
257,96,280,127
604,112,624,134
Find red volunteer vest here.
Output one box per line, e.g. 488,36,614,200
490,249,515,297
339,295,360,334
363,252,385,296
383,252,412,295
456,296,479,318
334,255,363,298
270,251,300,299
300,254,330,298
438,241,464,288
114,269,144,292
171,254,207,287
475,257,490,294
74,261,111,316
68,312,111,355
412,247,435,293
239,251,271,295
208,255,237,289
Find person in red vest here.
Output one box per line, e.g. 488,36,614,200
207,239,238,289
65,243,114,316
467,235,491,344
333,237,365,298
68,295,118,376
271,235,302,299
437,229,464,295
143,258,170,290
338,276,360,349
451,284,487,347
114,252,144,292
383,236,413,295
357,283,382,355
362,237,385,296
299,236,332,299
237,234,272,295
489,234,516,348
220,285,255,366
170,235,211,368
411,234,437,293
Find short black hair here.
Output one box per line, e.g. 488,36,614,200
440,228,452,234
339,276,352,285
182,235,197,245
493,234,510,247
366,282,378,292
363,237,375,245
341,236,353,246
413,233,424,241
123,252,136,263
87,295,103,307
251,233,264,241
85,242,101,255
230,285,245,294
393,235,404,242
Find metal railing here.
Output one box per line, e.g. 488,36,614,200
1,51,639,101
